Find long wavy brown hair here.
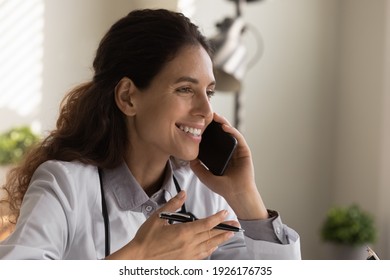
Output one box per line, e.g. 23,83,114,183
0,9,211,225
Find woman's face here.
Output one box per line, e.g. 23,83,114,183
129,45,215,161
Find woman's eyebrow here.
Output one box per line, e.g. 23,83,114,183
174,76,199,84
174,76,216,86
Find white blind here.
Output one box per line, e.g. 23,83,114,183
0,0,44,118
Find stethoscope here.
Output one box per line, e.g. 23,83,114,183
98,168,187,258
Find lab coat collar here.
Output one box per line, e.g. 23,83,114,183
102,160,177,211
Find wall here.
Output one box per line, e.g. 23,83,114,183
246,0,338,259
333,0,385,215
379,0,390,260
333,0,390,259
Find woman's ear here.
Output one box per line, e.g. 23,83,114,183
114,77,137,116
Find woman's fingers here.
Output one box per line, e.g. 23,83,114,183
156,190,186,214
194,228,235,259
212,112,232,127
187,211,237,257
189,210,229,234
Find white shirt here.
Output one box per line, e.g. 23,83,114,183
0,160,301,260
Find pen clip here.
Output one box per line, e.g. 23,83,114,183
159,212,192,219
159,211,196,224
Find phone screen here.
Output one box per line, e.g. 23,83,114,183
198,120,238,176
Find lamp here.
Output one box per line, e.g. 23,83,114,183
211,16,247,93
209,0,263,129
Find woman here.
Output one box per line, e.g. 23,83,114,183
0,9,300,259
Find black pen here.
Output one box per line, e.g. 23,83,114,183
159,211,245,232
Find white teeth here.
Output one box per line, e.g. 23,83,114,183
179,125,201,137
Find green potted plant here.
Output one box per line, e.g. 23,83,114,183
0,126,40,166
0,125,40,194
0,126,39,241
321,204,377,259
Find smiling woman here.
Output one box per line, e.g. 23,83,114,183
0,8,300,260
114,45,214,164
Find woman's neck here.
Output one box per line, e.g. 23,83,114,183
124,151,169,197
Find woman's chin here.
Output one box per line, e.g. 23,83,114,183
176,152,198,162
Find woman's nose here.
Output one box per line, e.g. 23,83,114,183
193,92,213,119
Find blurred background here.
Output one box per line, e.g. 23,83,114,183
1,0,390,259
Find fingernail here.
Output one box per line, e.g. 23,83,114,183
177,190,185,199
207,246,218,256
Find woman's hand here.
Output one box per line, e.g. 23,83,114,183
190,113,268,220
106,191,236,260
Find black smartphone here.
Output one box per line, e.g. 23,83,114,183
198,120,238,176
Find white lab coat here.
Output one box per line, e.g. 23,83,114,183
0,160,301,259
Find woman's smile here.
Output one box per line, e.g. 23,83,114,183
176,123,203,144
178,125,201,137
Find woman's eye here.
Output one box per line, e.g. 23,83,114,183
176,87,194,94
175,87,214,99
207,89,215,98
